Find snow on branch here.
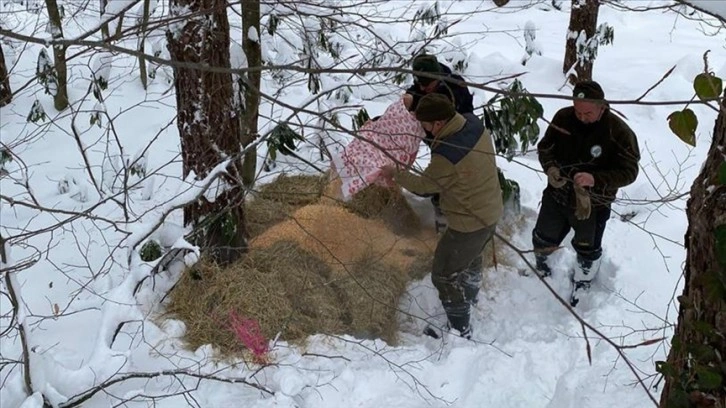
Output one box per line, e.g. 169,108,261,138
125,158,232,264
14,158,234,407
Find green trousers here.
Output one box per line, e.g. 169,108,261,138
432,224,495,332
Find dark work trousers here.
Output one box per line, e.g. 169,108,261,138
432,224,495,332
532,190,611,262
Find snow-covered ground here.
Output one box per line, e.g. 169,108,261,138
1,1,724,407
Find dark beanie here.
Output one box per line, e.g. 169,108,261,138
415,93,456,122
412,54,442,85
573,80,605,102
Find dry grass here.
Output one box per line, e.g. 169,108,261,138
165,240,409,355
245,197,294,238
256,173,327,206
165,171,442,356
319,173,422,237
246,173,329,238
251,204,436,273
342,184,422,237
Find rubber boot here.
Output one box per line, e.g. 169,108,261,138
535,253,552,277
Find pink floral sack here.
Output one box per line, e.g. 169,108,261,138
332,98,424,200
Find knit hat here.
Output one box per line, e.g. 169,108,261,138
415,93,456,122
412,54,442,85
573,80,605,102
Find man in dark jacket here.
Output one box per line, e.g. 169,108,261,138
404,54,475,232
381,93,503,339
405,54,474,115
532,80,640,304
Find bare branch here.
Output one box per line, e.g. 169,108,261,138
0,27,722,107
58,369,274,408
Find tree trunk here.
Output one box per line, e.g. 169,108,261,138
45,0,68,111
659,100,726,407
562,0,600,84
240,0,261,187
100,0,109,39
0,42,12,106
138,0,151,89
114,12,125,38
167,0,247,266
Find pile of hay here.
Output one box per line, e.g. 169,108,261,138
246,173,328,238
251,204,436,272
320,172,422,236
342,184,422,236
166,239,415,354
166,172,437,354
165,170,532,357
256,173,327,206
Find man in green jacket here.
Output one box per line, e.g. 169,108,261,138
404,53,475,233
533,80,640,306
381,93,503,339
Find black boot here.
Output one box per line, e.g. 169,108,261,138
535,253,552,277
573,255,601,283
444,303,472,340
570,255,601,307
446,317,472,339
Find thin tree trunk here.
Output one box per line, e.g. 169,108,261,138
659,100,726,407
562,0,600,84
138,0,151,89
114,12,125,38
45,0,68,111
100,0,109,39
240,0,261,187
1,235,52,407
0,42,12,106
167,0,247,266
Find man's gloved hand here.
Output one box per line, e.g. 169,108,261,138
546,167,567,189
574,185,592,220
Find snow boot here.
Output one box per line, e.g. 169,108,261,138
570,256,602,307
445,306,472,340
535,253,552,277
423,322,472,340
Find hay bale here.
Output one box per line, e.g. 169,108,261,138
319,170,422,236
166,242,345,354
319,172,344,206
256,173,327,206
251,204,436,272
165,240,409,354
246,173,330,237
166,180,444,354
337,253,408,342
245,197,294,238
405,251,434,281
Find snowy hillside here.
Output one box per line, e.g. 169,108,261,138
1,1,724,407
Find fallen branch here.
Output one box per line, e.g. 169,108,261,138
58,369,274,408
